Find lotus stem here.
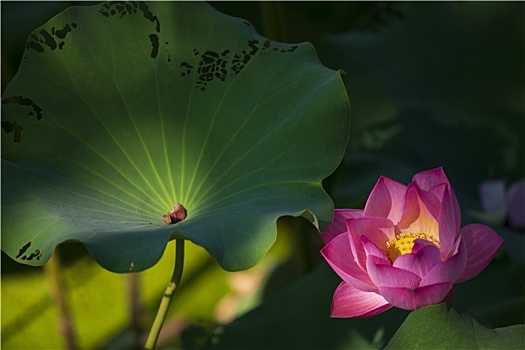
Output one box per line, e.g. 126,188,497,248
127,272,144,349
144,239,185,350
259,1,288,42
45,250,77,350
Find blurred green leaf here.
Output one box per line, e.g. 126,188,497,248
328,150,419,208
320,2,524,184
489,226,525,265
1,241,232,349
385,303,525,349
1,1,349,273
328,112,524,225
453,237,525,329
182,262,410,350
324,2,524,126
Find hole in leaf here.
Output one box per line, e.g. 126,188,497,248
149,33,159,58
99,2,159,33
16,242,43,261
1,121,24,143
39,29,57,50
2,95,43,120
16,242,31,259
26,23,78,53
54,23,76,40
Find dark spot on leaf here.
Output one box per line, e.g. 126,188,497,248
4,96,30,106
248,39,260,54
1,121,24,143
180,61,193,76
39,29,57,50
27,22,78,53
54,23,72,39
138,1,160,32
149,34,159,58
98,2,159,31
23,249,43,261
99,2,160,59
180,39,299,91
194,49,234,90
27,41,44,53
17,243,43,261
2,95,43,120
16,242,31,259
33,104,43,119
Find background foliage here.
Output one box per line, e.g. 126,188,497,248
2,2,524,349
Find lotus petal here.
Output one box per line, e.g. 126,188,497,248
393,240,442,278
457,224,504,283
379,282,452,310
421,237,466,286
347,217,395,253
331,282,392,318
412,167,450,192
397,183,439,243
364,176,407,223
321,233,376,292
320,209,363,244
366,255,421,289
437,183,461,259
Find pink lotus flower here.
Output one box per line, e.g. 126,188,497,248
321,168,504,317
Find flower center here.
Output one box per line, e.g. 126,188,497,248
384,232,440,263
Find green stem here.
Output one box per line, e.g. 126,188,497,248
45,250,77,350
259,1,288,42
127,273,144,350
144,239,185,350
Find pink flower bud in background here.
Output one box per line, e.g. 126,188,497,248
506,179,525,230
478,178,525,231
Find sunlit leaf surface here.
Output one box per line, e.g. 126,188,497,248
1,1,349,272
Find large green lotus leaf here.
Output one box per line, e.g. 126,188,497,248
385,303,525,349
1,1,349,272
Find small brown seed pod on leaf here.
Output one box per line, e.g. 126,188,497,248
163,203,187,224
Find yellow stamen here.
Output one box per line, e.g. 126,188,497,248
385,232,440,263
